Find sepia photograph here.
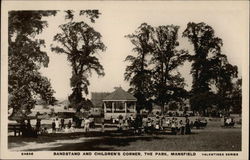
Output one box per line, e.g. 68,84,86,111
1,0,249,159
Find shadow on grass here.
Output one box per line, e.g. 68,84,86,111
9,127,241,151
44,135,164,151
9,130,168,151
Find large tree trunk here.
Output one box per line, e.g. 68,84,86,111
161,102,165,115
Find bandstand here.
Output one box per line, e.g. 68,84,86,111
102,87,137,120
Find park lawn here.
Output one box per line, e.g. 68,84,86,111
115,127,241,151
8,121,241,151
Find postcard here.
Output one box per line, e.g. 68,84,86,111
1,0,249,159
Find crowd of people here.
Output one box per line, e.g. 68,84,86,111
19,119,39,137
111,115,194,135
49,117,95,133
17,114,210,137
18,117,94,137
51,118,73,133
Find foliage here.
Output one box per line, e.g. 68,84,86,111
150,25,189,112
51,11,106,110
183,22,223,93
9,11,57,37
183,22,240,113
64,10,101,22
125,24,189,113
124,23,154,111
230,78,242,114
8,11,57,116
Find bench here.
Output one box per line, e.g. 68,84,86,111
223,122,235,128
8,124,22,136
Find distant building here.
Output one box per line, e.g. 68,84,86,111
91,92,110,108
91,87,137,120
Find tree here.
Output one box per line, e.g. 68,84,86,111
124,23,154,112
51,10,106,111
150,25,189,113
8,11,57,116
230,78,242,114
214,56,238,112
183,22,239,114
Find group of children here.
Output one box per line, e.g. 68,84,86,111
112,115,192,135
51,118,73,133
142,116,192,135
19,115,207,136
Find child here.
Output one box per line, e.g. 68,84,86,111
52,119,56,133
180,120,185,135
41,127,49,135
185,118,191,134
84,117,90,132
64,125,69,133
55,118,60,132
147,118,153,134
166,118,170,127
60,118,65,129
101,121,105,133
171,118,176,135
68,120,72,129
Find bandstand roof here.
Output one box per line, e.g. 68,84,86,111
103,87,137,101
91,92,111,107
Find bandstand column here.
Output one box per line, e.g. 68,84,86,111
134,102,136,113
103,102,106,113
112,102,115,113
125,101,127,114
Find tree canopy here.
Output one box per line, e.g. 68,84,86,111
125,23,189,113
183,22,239,114
124,23,154,111
125,22,241,115
150,25,189,113
51,10,106,111
8,11,57,116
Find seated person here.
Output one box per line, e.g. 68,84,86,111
64,125,70,133
171,121,177,135
41,127,49,135
166,118,170,127
229,118,235,127
194,119,200,129
225,118,231,127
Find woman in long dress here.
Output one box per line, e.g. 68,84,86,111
55,118,60,133
84,118,90,132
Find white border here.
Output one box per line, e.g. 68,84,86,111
1,1,249,160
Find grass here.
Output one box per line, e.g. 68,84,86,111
8,120,241,151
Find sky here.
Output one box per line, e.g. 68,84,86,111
34,1,248,100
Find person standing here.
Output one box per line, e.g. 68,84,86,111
84,117,90,132
52,119,56,133
55,118,60,133
68,120,72,129
147,118,153,134
166,118,170,128
118,117,123,131
185,117,191,134
142,117,147,133
60,118,65,129
101,118,105,133
81,118,85,129
110,116,114,124
20,120,27,137
26,119,36,137
180,120,185,135
171,118,176,135
36,119,41,133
